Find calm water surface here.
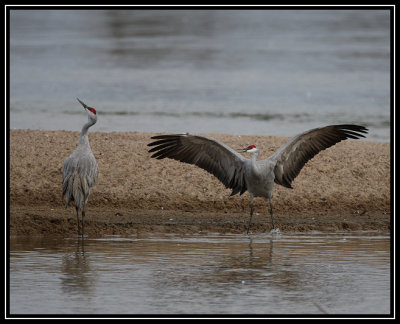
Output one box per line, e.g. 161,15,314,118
9,9,390,141
9,232,391,315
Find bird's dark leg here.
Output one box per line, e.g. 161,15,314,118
247,195,254,235
81,210,85,238
81,202,86,238
269,198,275,229
76,206,81,236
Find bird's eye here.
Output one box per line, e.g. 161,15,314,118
248,145,256,150
88,107,97,115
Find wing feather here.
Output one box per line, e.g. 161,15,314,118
62,151,98,208
270,124,368,188
148,134,248,196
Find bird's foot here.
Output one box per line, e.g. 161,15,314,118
270,228,280,234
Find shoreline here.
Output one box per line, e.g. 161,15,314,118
10,206,390,236
9,129,391,236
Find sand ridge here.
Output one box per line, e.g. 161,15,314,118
9,129,390,235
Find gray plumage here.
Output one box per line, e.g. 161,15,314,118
62,98,98,237
148,124,368,233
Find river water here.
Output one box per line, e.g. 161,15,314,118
9,9,390,141
9,232,391,316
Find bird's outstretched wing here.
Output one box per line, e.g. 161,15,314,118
270,124,368,189
148,134,248,196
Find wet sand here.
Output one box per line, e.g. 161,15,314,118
9,129,391,236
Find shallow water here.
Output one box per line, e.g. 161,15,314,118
9,9,390,141
9,232,391,316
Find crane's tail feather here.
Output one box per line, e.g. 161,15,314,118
62,173,73,208
63,172,89,209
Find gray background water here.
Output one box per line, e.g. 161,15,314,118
9,9,391,141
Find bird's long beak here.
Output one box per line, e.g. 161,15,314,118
238,147,248,153
77,98,88,110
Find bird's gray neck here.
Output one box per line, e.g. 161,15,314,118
251,150,261,175
251,149,260,161
79,119,95,146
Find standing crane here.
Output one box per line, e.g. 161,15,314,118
148,124,368,234
62,98,98,237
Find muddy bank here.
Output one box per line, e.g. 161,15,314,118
10,206,390,237
9,129,391,235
